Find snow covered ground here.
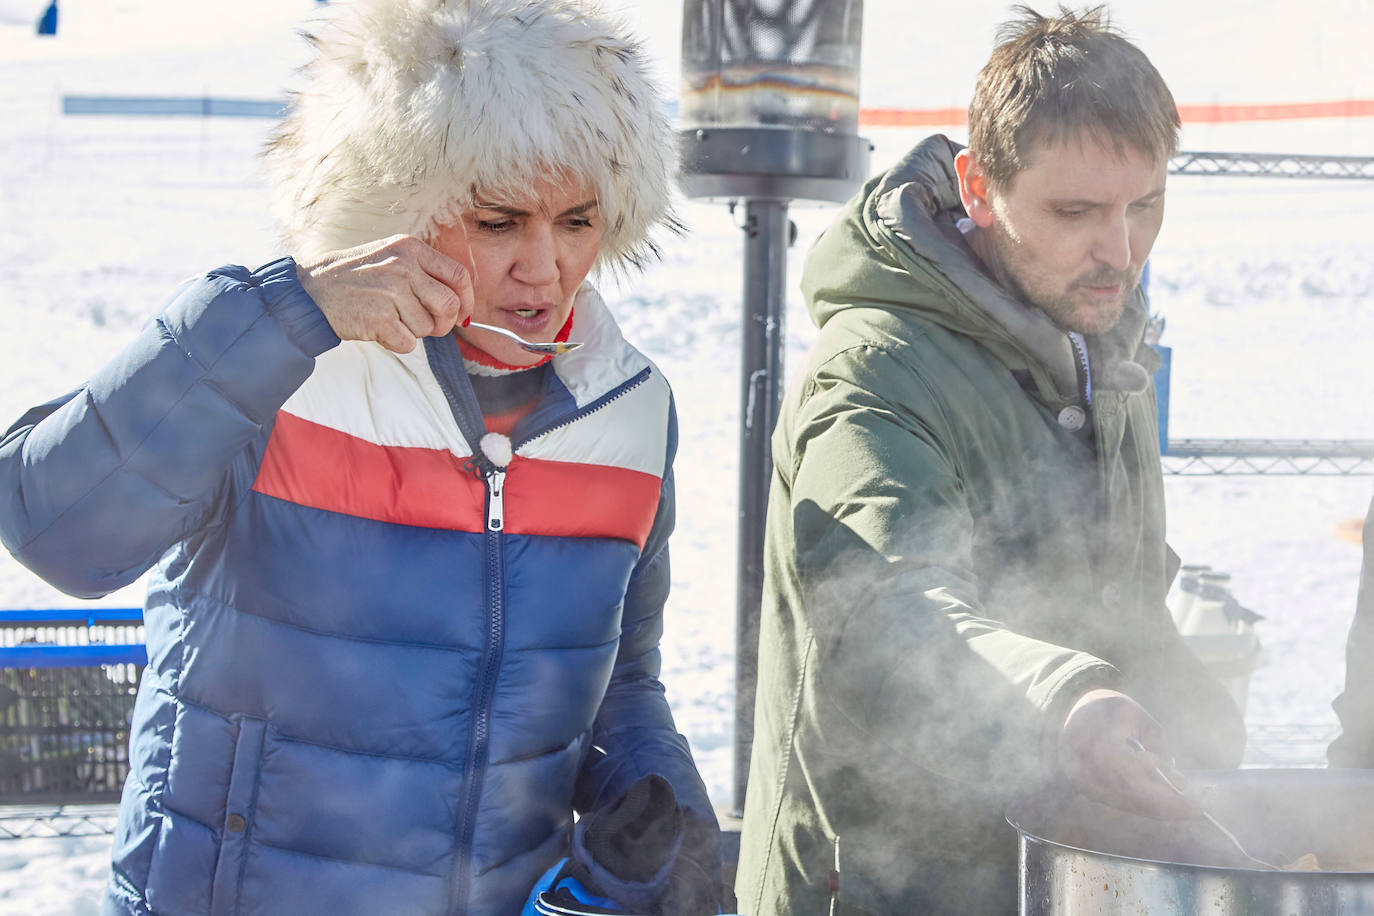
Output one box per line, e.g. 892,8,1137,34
0,0,1371,911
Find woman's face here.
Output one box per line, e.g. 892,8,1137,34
434,176,602,366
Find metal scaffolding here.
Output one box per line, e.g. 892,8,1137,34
1156,152,1374,476
1169,150,1374,180
0,804,119,840
1163,439,1374,476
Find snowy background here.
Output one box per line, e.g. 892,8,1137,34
0,0,1372,911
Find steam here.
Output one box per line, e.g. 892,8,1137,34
759,419,1245,908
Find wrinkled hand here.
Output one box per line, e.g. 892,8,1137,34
1059,688,1202,820
295,235,474,353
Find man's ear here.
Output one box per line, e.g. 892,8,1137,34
954,149,995,228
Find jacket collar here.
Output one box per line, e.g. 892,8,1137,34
843,134,1154,399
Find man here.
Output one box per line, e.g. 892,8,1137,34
735,7,1245,914
1329,496,1374,766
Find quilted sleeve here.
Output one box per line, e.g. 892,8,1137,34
0,258,337,597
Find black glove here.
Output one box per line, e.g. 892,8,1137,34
660,809,736,916
571,773,731,915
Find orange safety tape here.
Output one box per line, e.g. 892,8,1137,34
858,99,1374,127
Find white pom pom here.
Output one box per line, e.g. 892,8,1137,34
479,432,513,469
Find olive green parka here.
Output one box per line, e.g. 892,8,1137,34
1329,496,1374,766
735,135,1245,915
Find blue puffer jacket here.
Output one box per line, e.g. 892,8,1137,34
0,259,718,915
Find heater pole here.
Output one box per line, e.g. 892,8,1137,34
733,198,790,816
677,0,869,830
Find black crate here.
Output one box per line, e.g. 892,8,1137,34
0,610,145,804
0,662,142,804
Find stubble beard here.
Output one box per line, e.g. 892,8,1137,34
1045,266,1136,335
983,221,1135,335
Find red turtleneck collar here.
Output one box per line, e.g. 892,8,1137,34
456,308,575,375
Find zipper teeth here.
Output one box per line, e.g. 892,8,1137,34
453,480,506,908
513,366,652,451
435,354,652,908
1070,334,1090,403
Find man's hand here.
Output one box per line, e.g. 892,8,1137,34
1058,688,1202,819
295,235,475,353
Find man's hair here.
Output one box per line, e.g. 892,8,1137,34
967,5,1179,188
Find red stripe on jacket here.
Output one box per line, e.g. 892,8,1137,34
252,411,661,547
503,455,661,549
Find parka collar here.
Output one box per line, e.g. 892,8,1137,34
812,134,1155,401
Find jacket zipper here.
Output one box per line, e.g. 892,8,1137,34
1069,332,1117,575
446,363,652,910
486,469,505,532
511,366,652,451
450,465,508,912
1067,332,1092,407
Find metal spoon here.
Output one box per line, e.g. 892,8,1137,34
1126,738,1282,870
466,321,582,355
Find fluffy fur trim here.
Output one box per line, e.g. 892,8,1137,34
266,0,678,272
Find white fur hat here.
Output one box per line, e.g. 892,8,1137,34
266,0,677,272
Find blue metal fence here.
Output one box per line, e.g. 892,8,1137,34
59,94,682,121
0,608,145,667
0,609,145,804
61,95,287,118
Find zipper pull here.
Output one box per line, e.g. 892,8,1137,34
486,469,505,532
477,434,513,533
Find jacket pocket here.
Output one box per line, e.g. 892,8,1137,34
209,716,267,916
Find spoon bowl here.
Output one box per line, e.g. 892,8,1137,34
467,321,582,356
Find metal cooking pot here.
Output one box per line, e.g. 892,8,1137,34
1008,768,1374,914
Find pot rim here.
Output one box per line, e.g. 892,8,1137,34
1007,767,1374,876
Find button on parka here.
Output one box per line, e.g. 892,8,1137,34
736,135,1245,915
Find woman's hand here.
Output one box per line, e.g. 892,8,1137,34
296,235,475,353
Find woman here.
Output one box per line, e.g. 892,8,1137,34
0,1,723,913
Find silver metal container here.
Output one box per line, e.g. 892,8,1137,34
1009,769,1374,914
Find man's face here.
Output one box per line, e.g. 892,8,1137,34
956,131,1167,335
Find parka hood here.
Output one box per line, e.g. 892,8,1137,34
800,134,1155,401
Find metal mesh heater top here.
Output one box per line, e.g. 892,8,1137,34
681,0,863,133
678,0,869,203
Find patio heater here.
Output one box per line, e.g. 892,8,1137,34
677,0,869,816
